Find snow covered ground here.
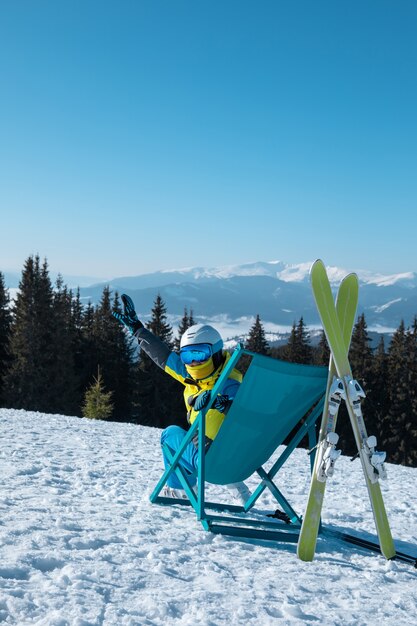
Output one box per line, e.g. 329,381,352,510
0,409,416,626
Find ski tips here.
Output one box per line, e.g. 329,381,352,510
341,272,359,281
311,259,324,269
339,273,359,293
310,259,325,279
310,261,358,288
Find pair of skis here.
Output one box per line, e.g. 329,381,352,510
297,260,395,562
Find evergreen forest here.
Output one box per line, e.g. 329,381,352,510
1,256,416,467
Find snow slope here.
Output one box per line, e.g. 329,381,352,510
0,409,416,626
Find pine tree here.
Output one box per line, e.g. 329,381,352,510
48,275,79,414
296,317,312,364
384,320,410,464
93,287,134,421
70,288,91,412
80,300,99,399
350,313,376,430
281,322,298,363
407,318,417,466
372,335,390,455
281,317,312,364
349,314,373,389
147,293,173,346
236,314,269,375
5,255,57,412
173,307,195,352
0,272,12,405
82,367,113,420
313,330,330,366
245,314,269,355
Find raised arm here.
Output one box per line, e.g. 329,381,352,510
113,294,187,379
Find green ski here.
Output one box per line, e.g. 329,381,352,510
297,271,358,561
307,259,395,560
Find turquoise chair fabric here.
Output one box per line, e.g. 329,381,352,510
205,353,328,484
150,346,328,541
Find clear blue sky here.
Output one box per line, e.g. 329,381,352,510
1,0,416,279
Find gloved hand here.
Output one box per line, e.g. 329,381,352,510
191,391,231,413
213,394,232,413
192,390,211,411
113,294,143,335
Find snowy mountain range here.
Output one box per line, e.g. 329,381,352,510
77,261,417,337
5,260,417,340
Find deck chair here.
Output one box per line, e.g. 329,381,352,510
150,345,327,543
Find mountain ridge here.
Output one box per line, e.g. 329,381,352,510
4,260,417,336
77,261,417,334
100,260,417,290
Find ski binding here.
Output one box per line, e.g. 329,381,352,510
345,377,366,418
362,435,388,482
317,431,342,482
316,377,345,482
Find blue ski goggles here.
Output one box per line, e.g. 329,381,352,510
180,343,213,365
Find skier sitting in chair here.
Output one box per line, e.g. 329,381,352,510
113,294,251,502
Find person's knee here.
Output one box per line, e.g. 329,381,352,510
161,424,185,446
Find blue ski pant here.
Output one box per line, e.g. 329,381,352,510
161,425,198,489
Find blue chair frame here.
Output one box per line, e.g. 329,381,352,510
150,345,327,543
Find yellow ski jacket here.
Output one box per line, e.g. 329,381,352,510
135,327,242,441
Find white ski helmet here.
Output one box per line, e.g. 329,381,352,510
180,324,223,354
